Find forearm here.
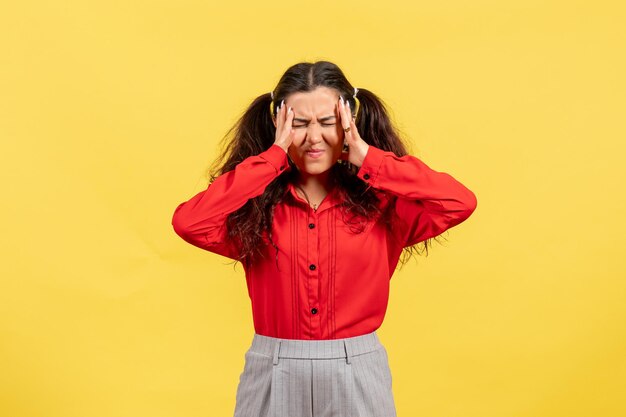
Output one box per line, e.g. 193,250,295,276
172,144,290,252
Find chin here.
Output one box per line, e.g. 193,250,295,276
302,166,331,175
296,162,333,175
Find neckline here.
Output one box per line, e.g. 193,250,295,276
293,184,327,212
287,181,340,213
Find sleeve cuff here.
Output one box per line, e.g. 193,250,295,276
259,144,290,174
356,145,386,187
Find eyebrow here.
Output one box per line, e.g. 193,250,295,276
292,115,337,123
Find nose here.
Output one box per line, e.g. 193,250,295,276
305,123,323,144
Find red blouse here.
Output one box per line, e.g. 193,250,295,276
172,144,477,340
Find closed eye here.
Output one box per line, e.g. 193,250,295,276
293,123,336,128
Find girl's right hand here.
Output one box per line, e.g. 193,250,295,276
273,99,296,153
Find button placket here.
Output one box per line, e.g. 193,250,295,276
306,210,320,334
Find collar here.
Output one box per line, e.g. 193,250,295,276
285,181,345,213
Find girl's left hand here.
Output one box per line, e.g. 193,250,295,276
338,96,369,168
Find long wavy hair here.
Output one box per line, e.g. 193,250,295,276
207,61,446,269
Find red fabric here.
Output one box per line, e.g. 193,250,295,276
172,144,477,340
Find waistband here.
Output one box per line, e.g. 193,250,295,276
249,330,382,365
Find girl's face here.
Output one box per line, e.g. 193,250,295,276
280,86,345,177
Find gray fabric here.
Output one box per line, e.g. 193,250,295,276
233,331,396,417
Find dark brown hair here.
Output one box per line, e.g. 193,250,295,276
207,61,445,269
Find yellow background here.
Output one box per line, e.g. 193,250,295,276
1,1,625,416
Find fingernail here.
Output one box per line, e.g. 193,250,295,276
281,99,285,108
288,106,292,113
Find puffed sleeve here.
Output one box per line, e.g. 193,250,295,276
356,145,477,247
171,144,290,260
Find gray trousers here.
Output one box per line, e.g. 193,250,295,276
233,330,397,417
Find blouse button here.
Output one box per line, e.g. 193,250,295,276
309,264,316,271
308,223,315,229
311,308,318,314
364,173,370,180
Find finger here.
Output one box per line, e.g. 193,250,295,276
346,106,362,143
284,106,293,136
337,97,343,124
338,96,349,129
274,102,281,131
285,119,298,149
276,99,285,130
338,97,350,141
346,100,355,130
281,106,293,142
349,117,359,141
342,99,355,144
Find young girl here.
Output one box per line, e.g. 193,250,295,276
172,61,477,417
